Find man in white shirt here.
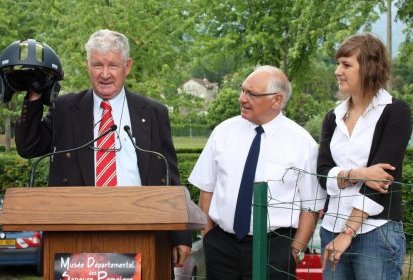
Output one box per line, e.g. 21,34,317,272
189,65,326,279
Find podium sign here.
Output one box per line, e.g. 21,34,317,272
0,186,206,280
54,253,141,280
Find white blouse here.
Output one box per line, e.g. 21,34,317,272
322,89,393,234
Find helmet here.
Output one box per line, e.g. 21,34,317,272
0,39,64,105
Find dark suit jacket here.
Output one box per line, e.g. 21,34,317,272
15,88,191,246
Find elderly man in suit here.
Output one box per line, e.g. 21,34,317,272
14,29,191,267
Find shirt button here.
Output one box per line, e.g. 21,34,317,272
66,152,72,158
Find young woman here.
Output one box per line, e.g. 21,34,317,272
317,33,412,280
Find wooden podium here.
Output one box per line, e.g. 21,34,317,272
0,186,206,280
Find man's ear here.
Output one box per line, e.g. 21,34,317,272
273,93,284,108
125,58,133,76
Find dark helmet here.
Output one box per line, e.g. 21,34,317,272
0,39,64,105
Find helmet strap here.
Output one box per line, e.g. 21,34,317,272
42,80,61,106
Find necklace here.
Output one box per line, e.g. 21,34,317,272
343,109,350,123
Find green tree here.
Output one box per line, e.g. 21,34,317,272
0,0,197,142
205,66,256,127
0,0,394,139
168,92,207,125
189,0,381,79
396,0,413,28
207,88,240,128
187,0,383,128
393,40,413,90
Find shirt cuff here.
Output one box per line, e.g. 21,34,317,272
301,193,327,211
351,194,384,216
326,167,345,195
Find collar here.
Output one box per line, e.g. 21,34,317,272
93,87,126,109
244,112,284,134
334,88,392,120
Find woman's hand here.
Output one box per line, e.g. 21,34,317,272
352,163,394,193
322,233,352,271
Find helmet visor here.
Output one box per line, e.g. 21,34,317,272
3,66,56,93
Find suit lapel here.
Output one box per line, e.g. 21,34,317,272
71,90,95,186
126,91,152,185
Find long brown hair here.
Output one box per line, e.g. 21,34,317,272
336,33,390,99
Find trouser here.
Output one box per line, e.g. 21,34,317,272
321,221,406,280
203,226,297,280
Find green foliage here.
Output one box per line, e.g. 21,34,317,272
393,84,413,111
293,55,338,100
189,0,380,79
396,0,413,29
0,153,29,192
0,0,394,136
190,54,240,85
168,93,208,126
177,152,202,204
304,114,326,143
206,88,240,128
402,149,413,251
0,152,48,193
0,149,202,202
285,92,335,126
0,0,196,98
393,39,413,91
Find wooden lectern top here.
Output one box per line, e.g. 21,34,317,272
0,186,206,232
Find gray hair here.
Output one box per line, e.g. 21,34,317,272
85,29,130,62
255,65,292,108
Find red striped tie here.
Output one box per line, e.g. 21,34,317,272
95,100,117,187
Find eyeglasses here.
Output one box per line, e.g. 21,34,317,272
89,120,122,152
239,85,279,100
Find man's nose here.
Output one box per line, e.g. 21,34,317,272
101,66,111,78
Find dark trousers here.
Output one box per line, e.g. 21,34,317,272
203,226,297,280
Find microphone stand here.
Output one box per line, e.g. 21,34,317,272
123,125,170,186
28,125,118,187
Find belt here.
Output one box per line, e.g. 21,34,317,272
217,226,295,242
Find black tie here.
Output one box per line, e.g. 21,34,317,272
233,125,264,240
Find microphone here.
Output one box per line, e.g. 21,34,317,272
28,124,117,187
123,125,170,186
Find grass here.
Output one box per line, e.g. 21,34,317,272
0,135,209,151
173,136,208,150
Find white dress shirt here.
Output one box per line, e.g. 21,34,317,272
322,89,392,234
189,114,326,235
93,88,141,186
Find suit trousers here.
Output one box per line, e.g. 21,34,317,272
203,226,297,280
